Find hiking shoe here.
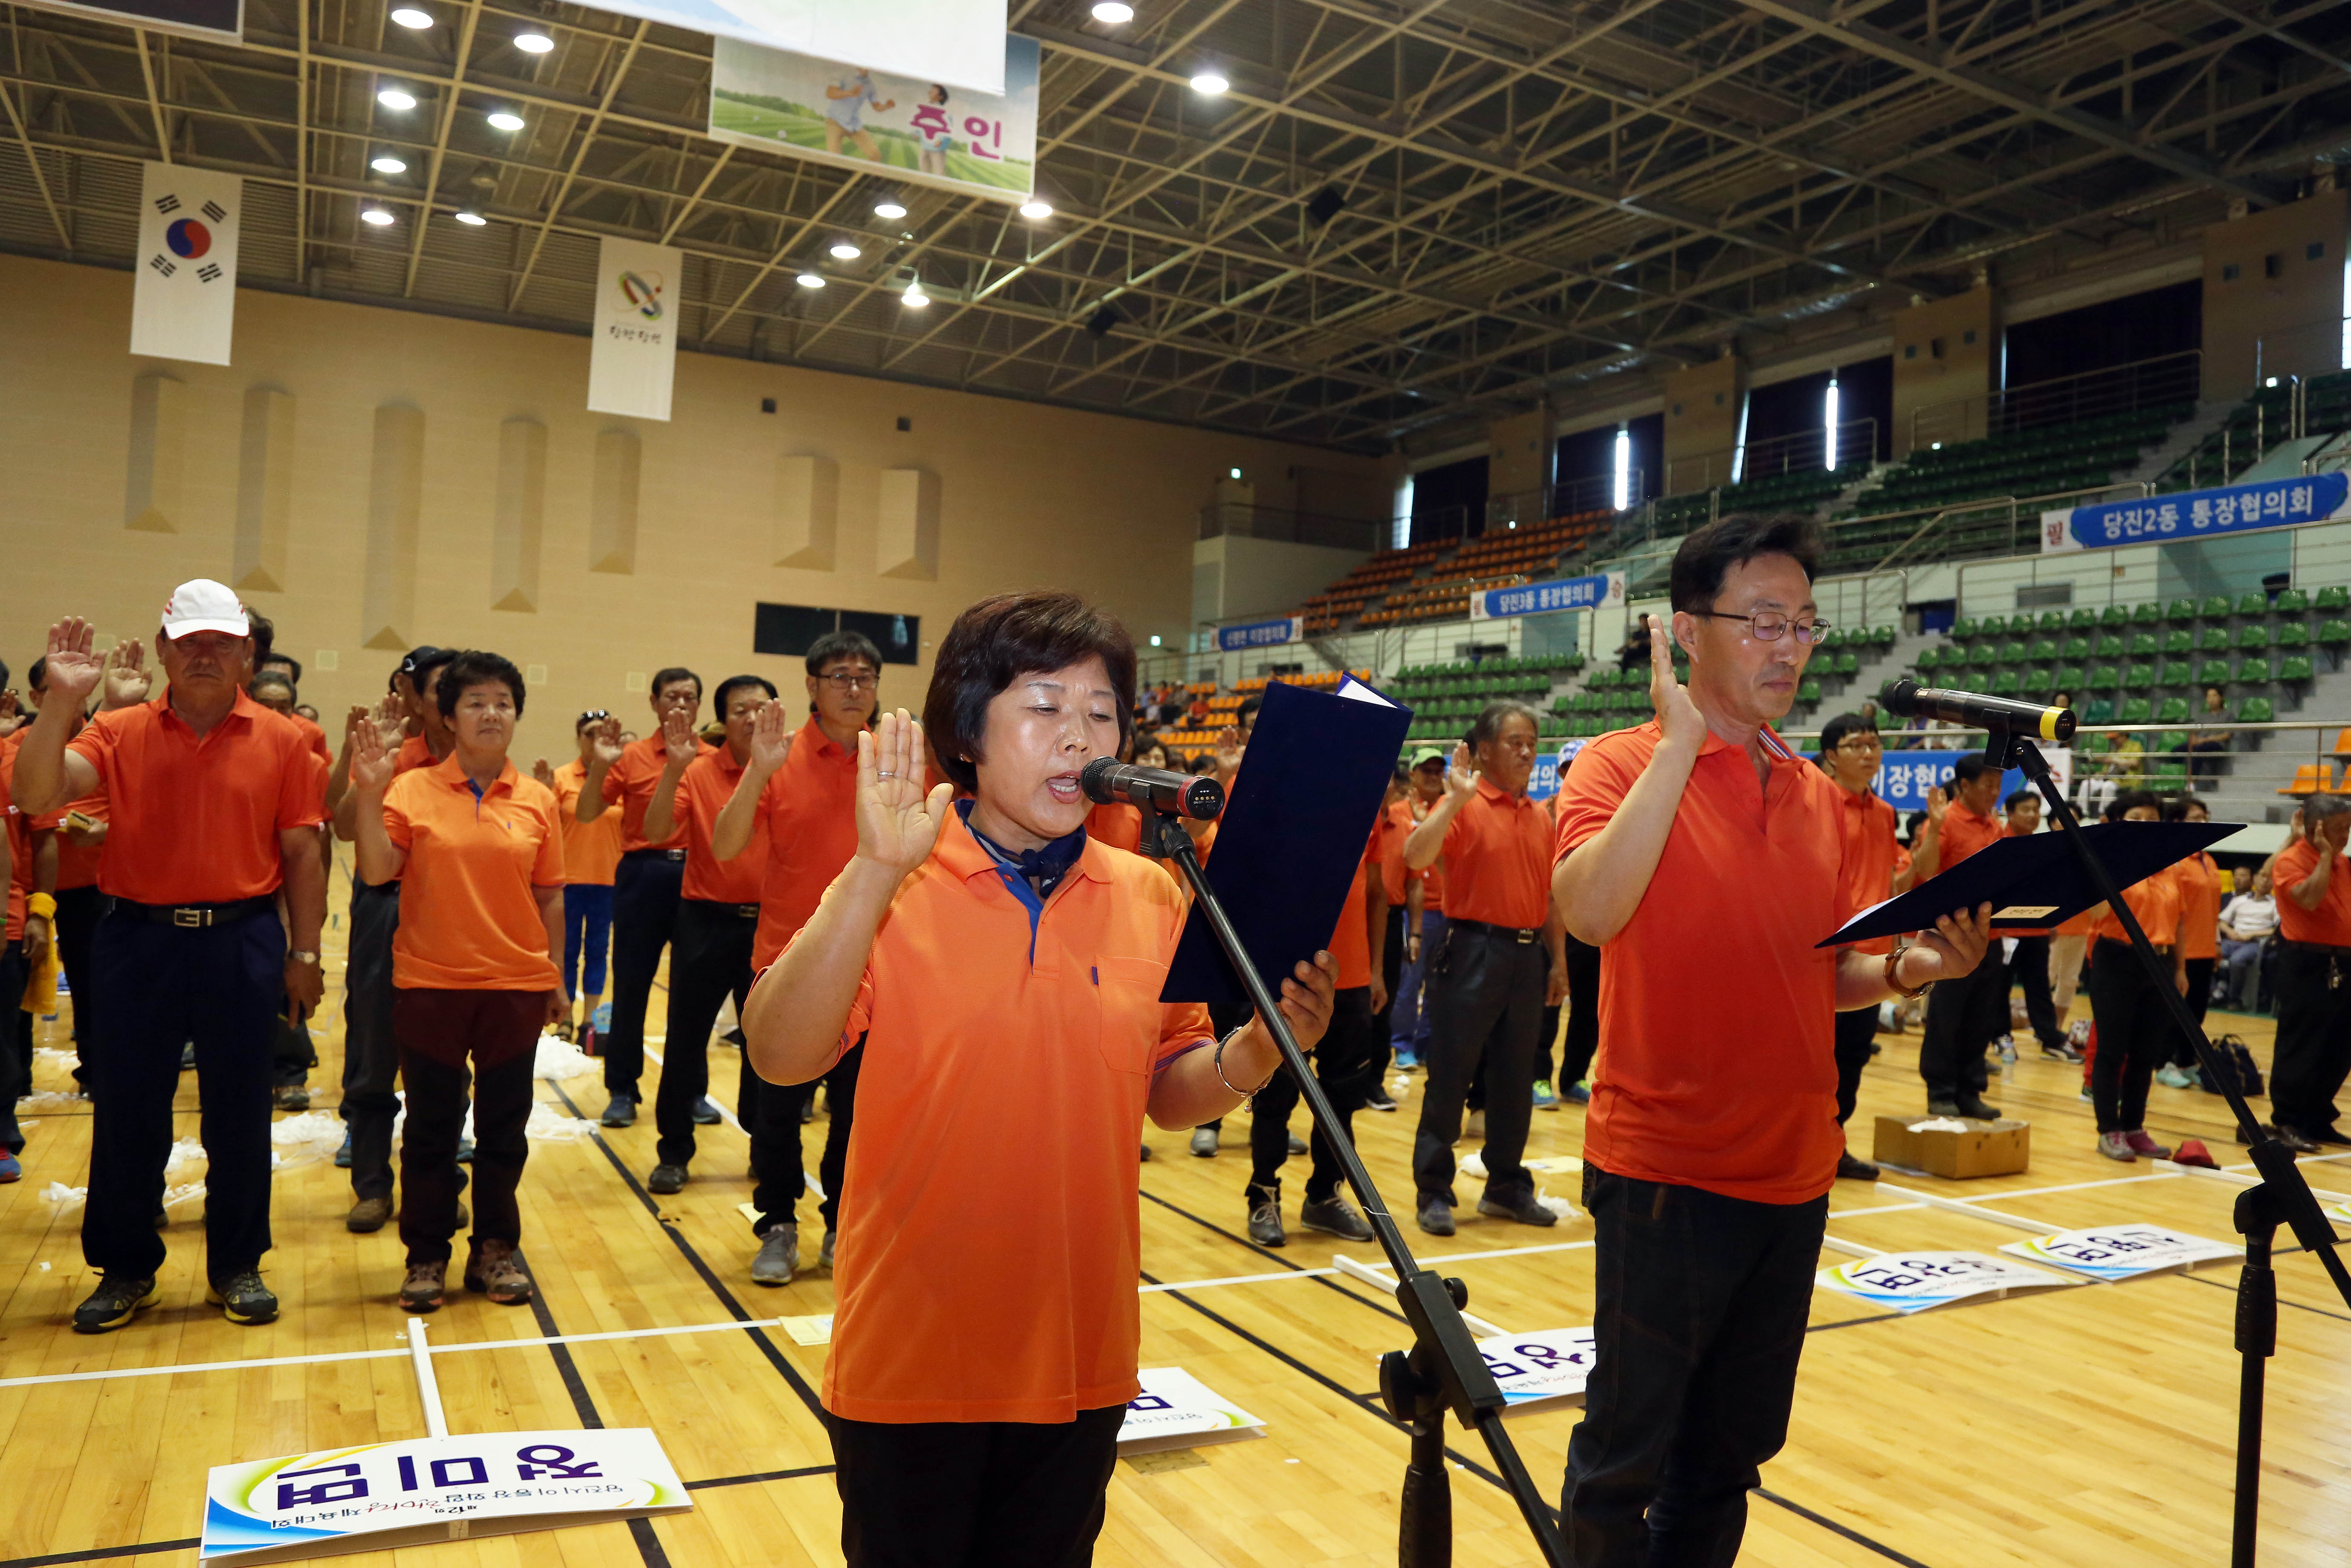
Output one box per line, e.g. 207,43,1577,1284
647,1163,688,1195
1190,1126,1219,1157
752,1226,799,1285
2123,1129,2172,1160
2097,1131,2137,1162
400,1260,446,1313
1532,1080,1558,1110
1927,1099,1963,1117
1416,1197,1455,1237
334,1129,353,1167
1836,1151,1880,1181
207,1270,279,1325
463,1239,533,1305
2041,1041,2085,1063
1562,1082,1591,1105
819,1229,837,1270
1247,1192,1286,1247
1300,1195,1373,1241
1363,1089,1397,1112
72,1275,158,1334
346,1197,394,1233
1477,1193,1558,1228
600,1094,636,1128
1954,1096,2002,1121
692,1096,722,1125
272,1085,311,1111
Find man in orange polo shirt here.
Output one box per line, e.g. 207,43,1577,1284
1401,700,1568,1235
17,583,329,1334
714,630,883,1277
23,656,104,1099
1550,518,1989,1565
1909,751,2009,1117
2269,793,2351,1149
2157,794,2223,1089
1388,746,1449,1071
640,675,776,1201
580,667,709,1127
538,711,624,1040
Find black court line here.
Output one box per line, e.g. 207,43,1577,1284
0,1539,201,1568
523,1252,675,1568
1755,1489,1935,1568
684,1464,835,1490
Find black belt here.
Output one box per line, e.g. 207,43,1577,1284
113,896,275,929
622,847,687,862
2284,940,2351,956
1450,917,1542,945
688,899,762,920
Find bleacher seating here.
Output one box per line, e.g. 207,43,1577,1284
2157,369,2351,494
1299,540,1453,634
1647,463,1867,537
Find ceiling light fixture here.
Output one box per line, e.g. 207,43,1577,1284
873,192,908,220
1091,2,1134,20
360,206,397,226
514,30,554,52
1190,72,1229,95
796,271,826,289
1018,197,1053,220
453,209,487,226
377,87,417,110
370,155,408,174
486,110,526,131
389,7,432,27
902,287,929,308
829,239,862,260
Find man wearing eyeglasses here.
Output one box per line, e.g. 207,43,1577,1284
1551,516,1991,1566
709,630,885,1283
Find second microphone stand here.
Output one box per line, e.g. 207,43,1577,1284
1135,803,1566,1568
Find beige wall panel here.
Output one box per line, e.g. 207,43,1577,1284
361,404,425,651
2200,190,2349,397
773,453,838,570
493,417,547,612
874,467,941,581
124,370,186,534
233,385,295,593
591,427,641,576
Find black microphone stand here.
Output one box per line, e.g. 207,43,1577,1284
1135,802,1567,1568
1989,729,2351,1567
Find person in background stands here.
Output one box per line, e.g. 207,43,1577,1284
715,630,884,1279
1910,752,2009,1119
1402,700,1568,1236
1816,710,1924,1182
2157,795,2222,1088
1387,747,1449,1073
2218,865,2277,1011
349,651,566,1310
2265,792,2351,1152
537,712,623,1041
20,585,327,1332
25,656,107,1100
2084,790,2187,1161
2000,789,2070,1063
640,674,779,1197
581,668,709,1128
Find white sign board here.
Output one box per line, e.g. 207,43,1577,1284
1117,1367,1265,1455
557,0,1006,93
2038,507,2082,554
199,1428,689,1565
586,236,681,421
1815,1250,2079,1314
2000,1224,2241,1281
1479,1327,1595,1414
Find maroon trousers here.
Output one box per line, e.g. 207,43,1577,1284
392,988,547,1265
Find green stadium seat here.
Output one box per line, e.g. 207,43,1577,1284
1992,671,2021,696
2079,730,2112,756
2083,697,2116,724
2037,612,2069,633
2275,587,2309,614
1999,639,2028,665
2021,667,2053,695
2052,664,2086,693
2124,662,2155,688
1833,651,1861,677
1970,644,2001,669
2241,696,2275,723
1951,617,1980,639
2157,697,2191,724
2202,595,2234,619
2127,632,2158,658
2061,635,2091,660
2160,660,2192,686
2094,634,2125,659
2161,629,2193,656
2151,758,2189,788
1871,625,1896,646
2237,623,2273,650
2131,602,2162,625
2197,626,2235,653
2165,598,2199,622
2119,698,2152,725
2320,619,2351,649
1797,680,1822,705
1980,615,2009,636
2278,621,2310,649
2098,606,2129,628
2088,662,2121,690
2237,590,2270,616
2280,655,2314,683
2317,586,2350,611
2027,638,2058,662
2068,608,2099,631
1914,646,1943,672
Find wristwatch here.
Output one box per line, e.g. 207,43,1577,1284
289,949,321,965
1884,945,1933,1001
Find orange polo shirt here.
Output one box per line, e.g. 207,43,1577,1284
802,808,1215,1424
1326,828,1378,991
1938,800,2003,872
381,755,565,990
550,759,623,887
66,689,326,906
0,736,60,941
1555,721,1856,1205
601,733,713,853
752,718,862,969
673,745,769,905
293,712,332,767
1410,799,1448,913
1833,787,1902,957
1378,799,1413,906
2174,852,2221,960
2274,839,2351,947
1438,778,1551,929
1086,801,1144,854
2090,859,2183,951
53,786,107,893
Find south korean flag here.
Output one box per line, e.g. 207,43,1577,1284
131,160,243,365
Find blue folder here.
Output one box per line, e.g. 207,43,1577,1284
1161,676,1414,1007
1818,819,2240,948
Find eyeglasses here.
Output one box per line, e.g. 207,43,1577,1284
579,709,610,723
1689,610,1831,644
1833,735,1883,752
819,672,879,692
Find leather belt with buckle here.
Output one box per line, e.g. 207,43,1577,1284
117,896,275,929
1455,917,1540,944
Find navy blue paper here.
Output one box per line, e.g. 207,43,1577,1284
1161,678,1414,1007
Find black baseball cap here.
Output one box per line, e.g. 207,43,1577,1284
400,645,448,679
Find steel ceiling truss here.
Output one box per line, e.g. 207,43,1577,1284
3,0,2346,450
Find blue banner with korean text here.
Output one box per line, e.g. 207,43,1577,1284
1214,616,1303,653
1809,748,2070,813
2059,473,2348,551
1471,570,1627,621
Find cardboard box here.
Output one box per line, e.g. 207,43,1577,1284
1873,1115,2030,1178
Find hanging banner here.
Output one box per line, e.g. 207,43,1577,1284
1999,1224,2241,1281
1213,615,1303,653
17,0,238,43
2054,473,2351,551
587,236,681,422
1813,748,2073,813
1815,1250,2079,1315
131,162,243,365
710,34,1038,204
1471,570,1626,622
1117,1368,1265,1455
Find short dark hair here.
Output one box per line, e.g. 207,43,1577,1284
924,590,1135,794
713,674,779,714
1237,694,1264,727
2105,788,2159,820
806,631,883,676
1187,752,1218,775
1903,809,1928,841
650,666,702,700
405,647,456,692
260,651,302,685
1668,513,1821,613
26,656,46,692
436,650,527,718
1468,700,1539,750
248,611,275,662
1951,752,1995,786
1816,710,1876,770
2160,794,2203,822
2005,788,2038,811
250,670,296,703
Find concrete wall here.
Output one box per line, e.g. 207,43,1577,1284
1661,357,1745,494
2200,188,2349,397
1190,535,1371,627
1892,287,2001,454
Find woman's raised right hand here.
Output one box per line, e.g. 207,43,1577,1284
855,708,952,877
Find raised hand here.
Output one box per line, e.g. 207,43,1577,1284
660,705,698,767
591,714,625,768
750,700,795,771
1213,723,1245,781
854,707,952,877
531,757,556,787
39,619,104,706
1924,784,1949,825
350,709,398,793
102,636,151,709
1444,741,1477,803
1646,613,1704,751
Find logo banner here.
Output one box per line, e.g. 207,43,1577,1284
1118,1368,1265,1455
711,35,1039,205
1815,1250,2078,1314
1999,1224,2241,1281
1812,748,2073,813
2061,473,2350,550
1214,615,1303,653
132,162,243,365
1471,571,1626,622
587,237,681,422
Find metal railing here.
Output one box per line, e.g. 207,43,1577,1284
1844,480,2155,575
1909,350,2202,452
1661,417,1879,498
1198,503,1389,552
1483,472,1637,532
1950,512,2351,621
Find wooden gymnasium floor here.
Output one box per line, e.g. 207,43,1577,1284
5,856,2350,1568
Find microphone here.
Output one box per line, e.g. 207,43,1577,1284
1884,679,2077,743
1080,757,1226,821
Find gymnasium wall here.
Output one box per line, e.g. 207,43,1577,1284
0,253,1373,761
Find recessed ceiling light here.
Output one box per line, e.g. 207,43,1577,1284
1018,198,1053,220
873,194,908,220
453,209,487,226
902,288,929,308
1092,1,1134,19
829,240,862,260
486,110,526,131
514,30,554,52
1190,72,1229,95
389,7,432,27
795,272,826,289
370,155,408,174
377,87,417,110
360,206,397,226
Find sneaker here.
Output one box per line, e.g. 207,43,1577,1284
2041,1041,2085,1063
1954,1096,2003,1121
1363,1089,1398,1113
2067,1019,2091,1049
1465,1109,1486,1140
1476,1193,1558,1228
400,1260,446,1313
455,1137,473,1165
600,1094,636,1129
819,1229,837,1270
71,1274,158,1334
334,1129,353,1168
1562,1082,1591,1105
2154,1065,2195,1089
1286,1131,1307,1156
0,1150,19,1183
1926,1100,1963,1117
1299,1194,1374,1241
180,1042,195,1070
1415,1197,1455,1237
463,1239,533,1305
2269,1124,2322,1154
692,1096,722,1125
1190,1126,1219,1157
1393,1047,1419,1070
207,1270,279,1325
346,1197,394,1233
752,1225,799,1285
647,1163,689,1195
2123,1129,2172,1160
2097,1131,2137,1162
1247,1189,1286,1247
272,1085,310,1111
1836,1151,1880,1181
1532,1080,1558,1111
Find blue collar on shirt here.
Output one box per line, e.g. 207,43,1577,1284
956,799,1088,961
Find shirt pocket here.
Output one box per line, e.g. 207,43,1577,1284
1094,955,1169,1076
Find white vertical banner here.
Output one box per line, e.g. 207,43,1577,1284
587,236,681,422
131,161,242,365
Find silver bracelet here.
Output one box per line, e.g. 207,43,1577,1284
1213,1028,1275,1096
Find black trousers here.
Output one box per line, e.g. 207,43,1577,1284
2270,945,2351,1135
1561,1167,1826,1567
54,884,104,1087
1248,986,1380,1204
653,899,759,1167
779,1042,862,1234
2007,936,2064,1052
2169,957,2216,1068
2087,940,2169,1134
0,942,26,1153
392,988,541,1264
82,908,281,1284
1833,1004,1877,1127
829,1404,1126,1568
1560,935,1601,1090
341,879,403,1202
1413,925,1544,1207
1919,943,2007,1103
605,851,685,1099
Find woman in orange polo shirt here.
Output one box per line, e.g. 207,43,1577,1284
2156,793,2222,1088
351,650,567,1311
2085,790,2188,1161
744,590,1334,1568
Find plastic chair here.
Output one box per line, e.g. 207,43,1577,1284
2068,608,2099,631
2202,595,2235,619
2119,697,2152,725
2131,601,2162,625
2095,634,2126,659
2241,696,2276,723
2157,696,2191,724
1992,671,2022,696
2275,587,2309,615
2279,764,2330,797
2280,655,2314,683
2237,623,2274,651
2317,585,2350,612
2277,621,2310,649
2237,589,2272,616
2161,629,2193,656
2330,727,2351,761
2165,597,2200,622
2099,605,2130,628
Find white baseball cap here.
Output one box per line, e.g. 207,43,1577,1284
159,579,251,639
